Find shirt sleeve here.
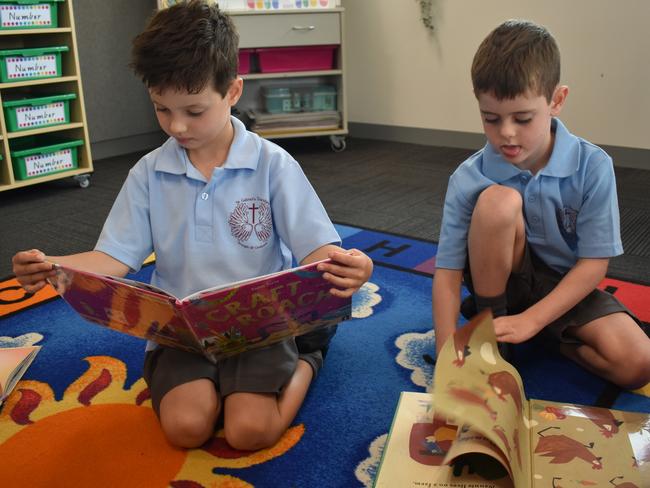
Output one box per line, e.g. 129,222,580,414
95,159,154,272
435,175,474,270
268,155,340,263
575,154,623,258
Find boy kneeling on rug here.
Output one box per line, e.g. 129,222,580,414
433,19,650,390
12,0,372,450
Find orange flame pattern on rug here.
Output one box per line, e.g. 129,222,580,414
0,356,304,488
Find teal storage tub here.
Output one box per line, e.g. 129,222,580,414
3,92,75,131
10,136,82,180
311,85,337,111
262,87,296,114
0,0,65,30
262,85,337,114
0,45,68,82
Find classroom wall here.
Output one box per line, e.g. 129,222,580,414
72,1,649,165
341,0,650,164
73,0,164,160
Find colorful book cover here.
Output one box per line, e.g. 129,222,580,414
0,345,41,405
375,311,650,487
47,259,351,362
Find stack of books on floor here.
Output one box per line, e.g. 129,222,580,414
246,109,341,136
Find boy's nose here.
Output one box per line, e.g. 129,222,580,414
170,118,187,135
499,121,516,139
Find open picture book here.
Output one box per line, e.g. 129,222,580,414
0,345,41,406
47,259,351,362
374,311,650,487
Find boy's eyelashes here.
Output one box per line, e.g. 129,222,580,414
483,117,533,125
154,107,204,117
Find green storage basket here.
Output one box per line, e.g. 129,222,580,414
0,45,68,82
11,136,82,180
3,92,75,131
0,0,65,30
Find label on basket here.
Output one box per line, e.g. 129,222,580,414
24,148,73,177
5,55,57,79
16,102,66,129
0,5,53,28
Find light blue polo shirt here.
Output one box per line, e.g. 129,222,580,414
436,118,623,274
96,115,340,310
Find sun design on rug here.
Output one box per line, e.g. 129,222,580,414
0,356,303,488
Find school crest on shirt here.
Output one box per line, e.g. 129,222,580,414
556,205,578,249
228,197,273,249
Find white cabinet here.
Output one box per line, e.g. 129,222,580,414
229,7,347,151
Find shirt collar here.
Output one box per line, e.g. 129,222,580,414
482,118,580,181
154,116,261,176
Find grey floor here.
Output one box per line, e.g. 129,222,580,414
1,137,649,283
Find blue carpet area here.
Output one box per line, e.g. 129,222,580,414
1,224,648,487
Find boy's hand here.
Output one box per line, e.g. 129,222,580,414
12,249,55,294
494,312,544,344
317,249,373,298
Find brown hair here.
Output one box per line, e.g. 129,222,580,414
471,20,560,102
130,0,239,97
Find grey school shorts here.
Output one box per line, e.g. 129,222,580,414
463,243,641,343
143,330,334,415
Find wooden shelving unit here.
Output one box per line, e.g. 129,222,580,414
0,0,93,192
229,7,348,151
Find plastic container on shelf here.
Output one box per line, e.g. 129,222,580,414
0,45,68,82
262,85,337,113
311,85,336,111
256,45,336,73
10,136,82,180
0,0,65,30
238,48,254,75
262,87,295,113
3,92,76,132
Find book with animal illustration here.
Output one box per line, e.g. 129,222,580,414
374,311,650,487
0,345,41,406
47,259,351,362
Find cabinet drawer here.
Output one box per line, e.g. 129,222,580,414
232,12,340,48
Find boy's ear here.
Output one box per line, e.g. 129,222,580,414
227,78,244,106
550,85,569,116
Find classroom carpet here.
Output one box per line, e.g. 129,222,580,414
0,224,649,488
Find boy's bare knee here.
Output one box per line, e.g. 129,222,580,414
160,410,215,449
616,356,650,390
224,416,279,451
474,185,523,226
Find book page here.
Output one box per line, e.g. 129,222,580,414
374,392,512,488
0,345,40,401
432,311,531,488
180,259,351,361
529,399,649,487
48,265,202,353
444,424,513,482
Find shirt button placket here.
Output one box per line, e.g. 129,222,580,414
525,178,542,232
196,188,213,242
